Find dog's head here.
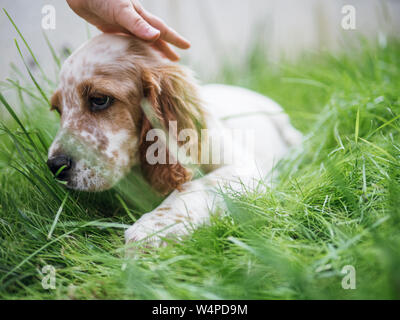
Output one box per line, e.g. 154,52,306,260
47,33,203,193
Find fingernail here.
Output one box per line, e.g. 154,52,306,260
145,26,160,39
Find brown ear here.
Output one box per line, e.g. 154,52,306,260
138,64,205,195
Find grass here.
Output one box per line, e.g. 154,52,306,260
1,16,400,299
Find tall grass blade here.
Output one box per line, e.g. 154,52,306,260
42,31,61,69
3,8,47,80
14,39,50,107
355,106,360,143
0,93,45,162
47,193,69,239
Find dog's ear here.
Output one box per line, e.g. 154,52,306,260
138,64,204,195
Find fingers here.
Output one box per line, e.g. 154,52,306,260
151,39,180,62
118,5,160,41
117,0,189,61
143,12,191,49
133,2,191,49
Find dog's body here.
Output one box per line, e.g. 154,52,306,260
47,34,301,247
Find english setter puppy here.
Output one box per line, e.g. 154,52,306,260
47,34,301,247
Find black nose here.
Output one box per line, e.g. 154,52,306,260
47,155,72,181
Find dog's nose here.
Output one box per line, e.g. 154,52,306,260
47,155,72,181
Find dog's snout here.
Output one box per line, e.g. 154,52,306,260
47,155,72,180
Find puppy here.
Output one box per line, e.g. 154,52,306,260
47,33,301,247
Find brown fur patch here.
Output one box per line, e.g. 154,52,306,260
138,64,205,195
50,90,61,113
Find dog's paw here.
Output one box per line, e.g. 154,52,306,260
124,223,166,249
124,210,189,254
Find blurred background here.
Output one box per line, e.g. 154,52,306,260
0,0,400,80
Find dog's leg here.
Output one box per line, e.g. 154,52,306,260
125,165,255,248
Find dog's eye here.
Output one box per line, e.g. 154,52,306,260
89,95,113,111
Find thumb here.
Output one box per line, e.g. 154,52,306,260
118,7,160,41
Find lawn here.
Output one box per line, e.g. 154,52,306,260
1,16,400,299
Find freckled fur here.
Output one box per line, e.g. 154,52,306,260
49,34,204,192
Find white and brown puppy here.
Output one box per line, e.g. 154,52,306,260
47,33,301,247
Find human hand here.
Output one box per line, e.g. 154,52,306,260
66,0,190,61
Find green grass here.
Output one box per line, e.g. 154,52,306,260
1,18,400,299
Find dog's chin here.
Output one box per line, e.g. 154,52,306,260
64,181,112,192
64,171,123,192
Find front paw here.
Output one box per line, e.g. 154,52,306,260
124,222,165,249
124,210,189,250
